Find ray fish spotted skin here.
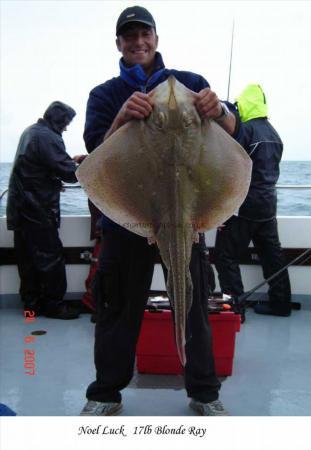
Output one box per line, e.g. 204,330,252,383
77,76,252,366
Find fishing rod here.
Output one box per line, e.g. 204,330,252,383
0,189,8,201
267,250,311,298
226,19,235,101
235,248,311,314
209,248,311,317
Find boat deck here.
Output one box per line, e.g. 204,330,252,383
1,298,311,416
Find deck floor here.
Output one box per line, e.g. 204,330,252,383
1,304,311,416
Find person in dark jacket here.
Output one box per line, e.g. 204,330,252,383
6,101,83,320
80,6,237,417
214,84,292,316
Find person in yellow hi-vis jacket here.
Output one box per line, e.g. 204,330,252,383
215,84,292,317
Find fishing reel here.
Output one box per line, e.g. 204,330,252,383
146,293,246,322
207,294,246,322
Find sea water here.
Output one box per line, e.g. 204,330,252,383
0,161,310,217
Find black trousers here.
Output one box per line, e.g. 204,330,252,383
214,216,291,303
14,226,67,311
86,230,221,403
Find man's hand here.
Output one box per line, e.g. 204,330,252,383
195,88,236,135
104,92,154,141
116,92,153,127
194,88,223,120
73,154,87,164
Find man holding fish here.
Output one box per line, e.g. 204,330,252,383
79,6,250,416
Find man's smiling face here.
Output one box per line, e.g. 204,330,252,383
116,23,158,74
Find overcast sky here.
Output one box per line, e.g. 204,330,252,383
1,0,311,162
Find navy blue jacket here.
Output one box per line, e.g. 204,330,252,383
7,103,77,230
83,52,210,231
235,117,283,221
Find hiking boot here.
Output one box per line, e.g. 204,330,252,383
189,399,229,416
80,400,122,416
44,303,80,320
254,302,291,317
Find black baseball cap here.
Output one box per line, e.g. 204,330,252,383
116,6,156,36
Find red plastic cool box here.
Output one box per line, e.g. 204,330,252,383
136,310,241,376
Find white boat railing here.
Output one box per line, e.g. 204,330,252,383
1,185,311,201
276,185,311,189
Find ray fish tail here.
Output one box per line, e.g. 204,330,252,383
156,222,193,367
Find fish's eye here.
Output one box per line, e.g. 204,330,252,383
182,111,192,128
154,111,165,129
